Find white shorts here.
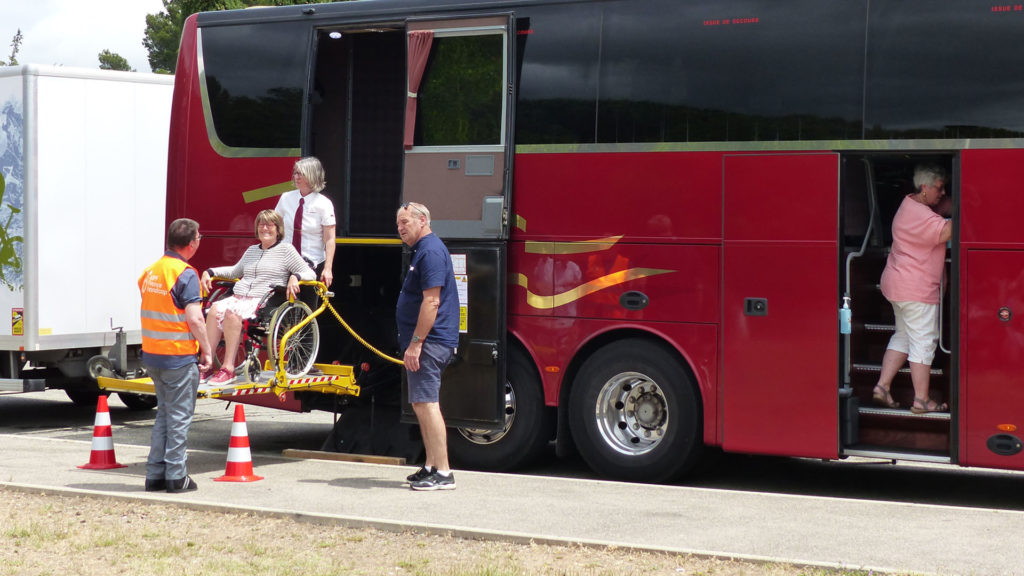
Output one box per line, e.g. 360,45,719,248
211,295,262,329
886,300,939,365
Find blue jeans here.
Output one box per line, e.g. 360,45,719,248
145,362,199,481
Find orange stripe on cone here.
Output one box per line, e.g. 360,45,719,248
214,404,263,482
78,395,126,470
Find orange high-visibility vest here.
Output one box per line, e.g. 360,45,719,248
139,255,199,356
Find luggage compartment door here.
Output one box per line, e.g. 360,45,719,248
722,153,840,458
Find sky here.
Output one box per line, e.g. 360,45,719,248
2,0,167,73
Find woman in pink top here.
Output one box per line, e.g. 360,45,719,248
873,164,952,414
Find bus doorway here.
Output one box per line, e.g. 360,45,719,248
839,153,956,463
305,18,510,431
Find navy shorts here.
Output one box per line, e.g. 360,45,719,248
407,340,455,404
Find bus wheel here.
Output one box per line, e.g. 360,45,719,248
569,339,701,483
449,346,553,471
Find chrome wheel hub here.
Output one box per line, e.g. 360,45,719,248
595,372,668,456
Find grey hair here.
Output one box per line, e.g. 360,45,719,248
397,201,431,224
293,157,326,193
913,164,946,192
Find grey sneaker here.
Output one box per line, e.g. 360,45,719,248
406,466,433,483
410,471,456,491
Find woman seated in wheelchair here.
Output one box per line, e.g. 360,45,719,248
200,209,315,385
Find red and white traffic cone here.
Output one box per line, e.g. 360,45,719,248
78,395,126,470
214,404,263,482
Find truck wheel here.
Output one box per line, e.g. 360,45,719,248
569,339,702,482
65,388,103,407
118,392,158,411
449,346,553,471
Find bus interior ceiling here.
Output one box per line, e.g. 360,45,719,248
840,153,954,458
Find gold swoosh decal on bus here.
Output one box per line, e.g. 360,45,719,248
525,235,624,254
242,180,293,204
514,268,674,310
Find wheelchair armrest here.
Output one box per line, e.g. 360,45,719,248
268,283,321,300
202,279,238,312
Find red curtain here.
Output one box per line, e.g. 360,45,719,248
404,30,434,150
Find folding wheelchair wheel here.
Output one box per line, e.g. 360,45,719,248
267,301,320,378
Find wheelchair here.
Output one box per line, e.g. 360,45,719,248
203,279,321,383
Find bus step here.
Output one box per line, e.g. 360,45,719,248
858,406,951,421
862,323,895,332
843,446,951,465
851,363,943,377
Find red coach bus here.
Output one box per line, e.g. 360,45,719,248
168,0,1024,482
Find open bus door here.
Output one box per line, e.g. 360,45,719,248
398,16,515,428
722,153,840,459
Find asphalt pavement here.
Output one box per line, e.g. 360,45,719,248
3,427,1024,576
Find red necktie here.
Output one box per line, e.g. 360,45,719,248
292,197,304,255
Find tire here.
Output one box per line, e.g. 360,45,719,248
86,355,115,379
449,346,553,471
568,339,702,483
202,282,234,316
268,301,319,378
215,338,247,373
243,351,263,383
118,392,158,411
65,387,103,407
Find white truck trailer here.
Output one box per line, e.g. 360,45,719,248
0,65,172,408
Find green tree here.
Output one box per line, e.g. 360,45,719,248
5,29,23,66
143,0,337,74
98,49,134,71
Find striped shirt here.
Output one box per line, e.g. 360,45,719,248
208,241,315,301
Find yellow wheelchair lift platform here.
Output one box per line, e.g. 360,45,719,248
97,361,360,401
96,280,400,402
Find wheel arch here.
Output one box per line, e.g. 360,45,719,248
505,332,557,441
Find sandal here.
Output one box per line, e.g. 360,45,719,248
872,384,900,409
910,397,948,414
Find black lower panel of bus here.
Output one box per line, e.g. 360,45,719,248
320,401,424,464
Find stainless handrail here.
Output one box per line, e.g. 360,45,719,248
843,159,877,386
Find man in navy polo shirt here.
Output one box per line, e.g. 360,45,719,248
396,202,460,491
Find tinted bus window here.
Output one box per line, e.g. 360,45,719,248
416,34,503,146
200,21,309,150
516,4,602,145
866,1,1024,139
597,0,866,143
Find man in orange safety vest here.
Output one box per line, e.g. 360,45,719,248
139,218,212,493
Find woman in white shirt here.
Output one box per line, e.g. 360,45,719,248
275,157,337,288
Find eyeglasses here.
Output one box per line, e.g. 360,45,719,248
194,234,202,242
